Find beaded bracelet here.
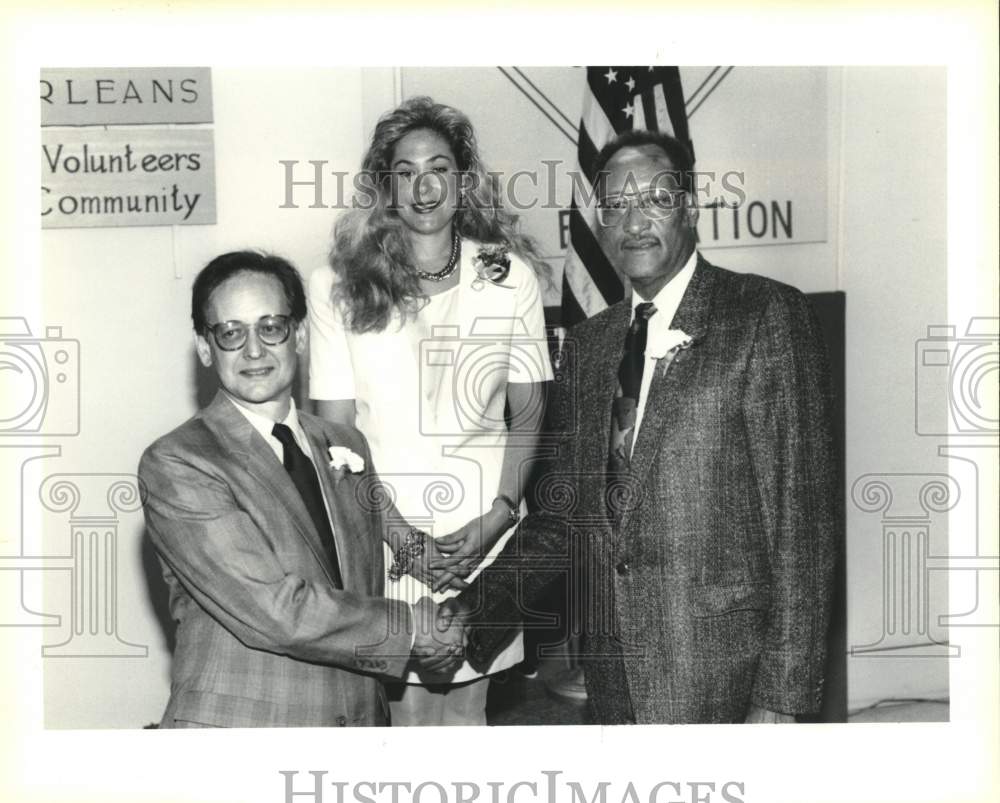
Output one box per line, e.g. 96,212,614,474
388,527,428,582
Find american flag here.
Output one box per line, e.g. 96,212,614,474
561,66,694,326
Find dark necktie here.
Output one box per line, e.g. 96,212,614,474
271,423,343,589
607,302,657,486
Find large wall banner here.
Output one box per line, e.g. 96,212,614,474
687,66,827,248
41,128,216,228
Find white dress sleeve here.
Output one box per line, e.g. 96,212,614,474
508,255,554,384
307,265,356,401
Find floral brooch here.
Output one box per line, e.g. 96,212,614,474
471,244,515,291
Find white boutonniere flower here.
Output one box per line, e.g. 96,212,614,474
646,328,695,374
327,445,365,474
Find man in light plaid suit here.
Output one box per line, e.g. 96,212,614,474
461,131,839,724
140,251,462,728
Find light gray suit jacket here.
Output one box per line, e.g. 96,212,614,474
139,392,412,727
471,258,839,724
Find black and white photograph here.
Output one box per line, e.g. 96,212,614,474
2,4,997,803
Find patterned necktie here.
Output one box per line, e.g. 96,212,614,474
271,423,343,589
607,302,657,482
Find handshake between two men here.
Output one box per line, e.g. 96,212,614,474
409,596,470,679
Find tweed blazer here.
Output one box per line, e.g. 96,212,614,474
471,257,839,724
139,392,413,728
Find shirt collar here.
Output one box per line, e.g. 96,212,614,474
630,248,698,328
227,394,304,444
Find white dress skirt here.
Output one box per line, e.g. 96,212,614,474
308,241,553,683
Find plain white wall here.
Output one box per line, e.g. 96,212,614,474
838,67,949,707
36,66,948,727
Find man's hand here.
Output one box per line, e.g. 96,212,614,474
411,596,467,678
744,705,795,724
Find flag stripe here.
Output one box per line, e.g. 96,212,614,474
650,66,688,141
559,269,587,326
661,70,692,149
653,89,673,135
586,68,627,127
581,96,615,152
563,251,602,320
569,203,623,302
577,124,600,187
640,89,657,133
632,101,647,131
563,245,608,322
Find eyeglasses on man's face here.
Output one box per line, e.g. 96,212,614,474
596,188,686,227
204,314,295,351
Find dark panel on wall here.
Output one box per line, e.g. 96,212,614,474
804,290,847,723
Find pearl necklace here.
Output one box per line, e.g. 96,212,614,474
415,232,461,282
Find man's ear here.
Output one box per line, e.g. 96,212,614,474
294,319,308,356
195,332,213,368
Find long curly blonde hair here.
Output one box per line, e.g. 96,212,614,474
330,96,548,333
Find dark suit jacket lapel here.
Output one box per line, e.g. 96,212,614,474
203,392,339,587
622,257,717,533
575,300,632,523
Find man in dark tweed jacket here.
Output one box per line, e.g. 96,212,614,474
458,131,839,724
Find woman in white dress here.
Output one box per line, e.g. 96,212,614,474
308,96,552,725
